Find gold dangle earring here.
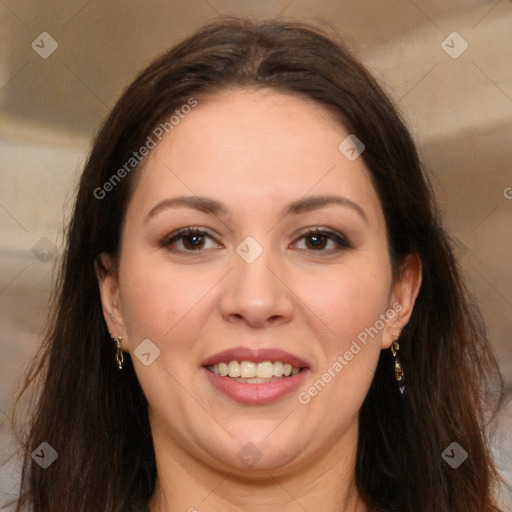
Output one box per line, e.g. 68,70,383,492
391,331,405,395
114,336,124,370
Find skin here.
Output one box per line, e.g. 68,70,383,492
96,88,422,512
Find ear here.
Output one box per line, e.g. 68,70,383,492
94,253,126,341
382,253,422,349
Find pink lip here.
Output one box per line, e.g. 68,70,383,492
200,347,309,368
203,367,310,405
201,346,310,405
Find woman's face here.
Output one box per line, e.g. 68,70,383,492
98,88,420,476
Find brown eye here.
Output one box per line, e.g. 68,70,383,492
305,234,328,250
162,227,220,253
292,228,351,252
182,233,206,250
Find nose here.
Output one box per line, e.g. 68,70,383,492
218,244,294,328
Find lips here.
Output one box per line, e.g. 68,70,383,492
201,347,310,405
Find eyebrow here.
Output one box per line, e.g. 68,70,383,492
145,194,368,223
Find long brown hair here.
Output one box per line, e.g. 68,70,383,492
6,16,505,512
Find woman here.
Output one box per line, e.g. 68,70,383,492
7,16,505,512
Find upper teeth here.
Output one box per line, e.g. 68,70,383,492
208,361,300,378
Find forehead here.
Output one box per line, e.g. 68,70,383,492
128,88,384,227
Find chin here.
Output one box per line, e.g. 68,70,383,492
211,430,307,474
219,450,304,476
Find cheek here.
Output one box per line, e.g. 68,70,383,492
117,251,214,352
295,265,389,422
296,258,392,346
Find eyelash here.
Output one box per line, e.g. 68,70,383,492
161,226,352,254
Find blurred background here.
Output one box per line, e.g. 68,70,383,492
0,0,511,509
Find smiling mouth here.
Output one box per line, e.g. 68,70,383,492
206,360,302,384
